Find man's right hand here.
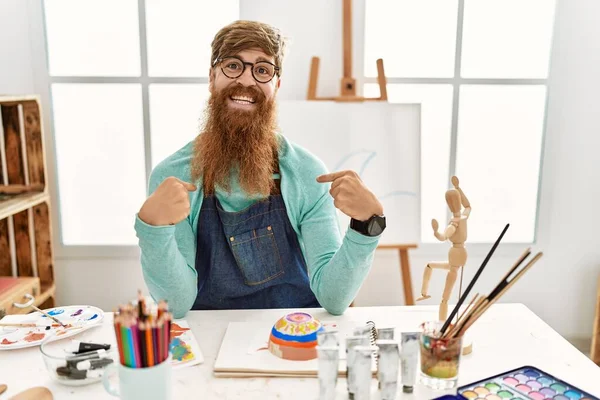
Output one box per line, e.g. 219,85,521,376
138,177,197,226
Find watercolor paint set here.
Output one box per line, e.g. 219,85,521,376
434,366,599,400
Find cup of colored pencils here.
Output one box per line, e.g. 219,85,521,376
103,293,174,399
112,293,172,369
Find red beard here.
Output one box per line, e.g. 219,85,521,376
191,84,280,196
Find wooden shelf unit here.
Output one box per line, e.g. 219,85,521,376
0,95,56,311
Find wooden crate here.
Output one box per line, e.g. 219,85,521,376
0,95,56,313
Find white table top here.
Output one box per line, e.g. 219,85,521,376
1,304,599,399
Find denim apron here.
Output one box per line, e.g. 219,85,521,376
192,179,320,310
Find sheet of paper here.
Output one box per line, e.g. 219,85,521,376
170,319,204,369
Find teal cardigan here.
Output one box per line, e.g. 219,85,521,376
135,134,380,318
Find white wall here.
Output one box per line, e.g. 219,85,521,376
1,0,599,344
0,0,35,95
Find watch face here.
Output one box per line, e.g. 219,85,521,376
368,216,386,236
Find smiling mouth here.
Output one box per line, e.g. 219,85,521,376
230,95,256,105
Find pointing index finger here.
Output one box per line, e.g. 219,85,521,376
316,170,347,183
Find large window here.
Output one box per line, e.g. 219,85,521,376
40,0,556,249
364,0,556,243
42,0,238,246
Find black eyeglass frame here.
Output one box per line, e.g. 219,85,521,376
213,56,281,83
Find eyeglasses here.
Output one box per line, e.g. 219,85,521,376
214,56,280,84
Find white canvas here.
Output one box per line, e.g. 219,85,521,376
277,101,421,244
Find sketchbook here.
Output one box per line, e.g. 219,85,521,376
213,319,381,378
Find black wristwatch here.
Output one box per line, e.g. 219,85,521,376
350,215,386,237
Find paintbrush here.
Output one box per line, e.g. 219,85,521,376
439,223,510,335
0,323,62,328
488,247,531,300
455,252,543,337
30,304,67,327
447,248,532,337
443,293,481,339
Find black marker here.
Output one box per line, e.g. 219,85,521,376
76,358,114,370
66,340,111,354
56,366,103,380
66,349,109,368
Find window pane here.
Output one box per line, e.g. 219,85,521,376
364,0,458,78
461,0,557,78
456,85,546,242
149,84,209,167
44,0,141,76
145,0,239,77
365,84,453,242
52,84,146,245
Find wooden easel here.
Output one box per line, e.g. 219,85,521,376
312,1,417,307
307,0,388,102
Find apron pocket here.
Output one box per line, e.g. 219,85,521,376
229,225,284,286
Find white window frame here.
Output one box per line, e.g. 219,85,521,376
355,0,554,256
27,0,219,259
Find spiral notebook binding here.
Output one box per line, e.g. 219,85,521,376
366,320,378,346
365,320,379,368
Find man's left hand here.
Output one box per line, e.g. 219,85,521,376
317,170,384,221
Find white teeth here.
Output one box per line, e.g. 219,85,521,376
231,96,255,103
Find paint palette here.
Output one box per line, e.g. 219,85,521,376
457,366,598,400
0,305,104,350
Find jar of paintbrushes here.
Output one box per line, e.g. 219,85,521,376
419,321,463,390
418,223,543,391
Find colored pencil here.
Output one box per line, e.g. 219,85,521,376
166,315,172,359
159,318,165,363
153,323,160,364
114,317,125,366
146,321,154,367
120,324,130,367
138,321,147,368
125,322,135,368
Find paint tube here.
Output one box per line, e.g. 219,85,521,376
353,345,377,400
377,328,395,340
376,340,399,400
346,336,369,399
317,346,339,400
400,332,420,393
317,329,339,347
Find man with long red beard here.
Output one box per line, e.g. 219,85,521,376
136,21,386,318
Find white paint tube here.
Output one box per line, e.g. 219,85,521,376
317,345,339,400
377,327,395,340
375,340,400,400
353,324,372,338
400,332,420,393
353,345,377,400
317,329,339,347
346,336,370,399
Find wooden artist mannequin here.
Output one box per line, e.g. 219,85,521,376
417,176,471,321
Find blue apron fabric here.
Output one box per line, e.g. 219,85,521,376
192,188,321,310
